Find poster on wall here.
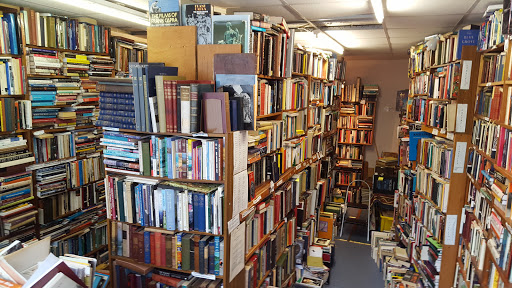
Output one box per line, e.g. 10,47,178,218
395,89,409,113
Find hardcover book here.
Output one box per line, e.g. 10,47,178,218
149,0,181,26
183,4,213,45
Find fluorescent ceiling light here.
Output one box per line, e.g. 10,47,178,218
295,32,344,55
51,0,149,27
370,0,384,23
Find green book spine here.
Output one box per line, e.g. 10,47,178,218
142,142,150,176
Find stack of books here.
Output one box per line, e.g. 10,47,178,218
362,84,378,100
61,53,90,77
0,170,35,238
88,55,114,77
26,47,61,75
96,77,136,130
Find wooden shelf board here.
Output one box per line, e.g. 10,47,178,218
84,244,108,257
115,128,226,138
257,74,285,80
257,112,282,119
111,255,224,279
110,219,222,237
478,81,504,87
104,171,224,184
26,44,109,56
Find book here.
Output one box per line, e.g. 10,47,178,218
182,4,213,45
212,15,250,53
149,0,181,26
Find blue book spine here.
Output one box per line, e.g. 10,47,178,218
100,110,136,118
137,66,146,132
161,189,167,228
160,139,166,178
188,192,193,231
198,193,205,232
143,231,151,264
176,233,182,269
166,138,173,179
4,62,11,95
6,14,18,55
130,66,141,132
78,161,84,186
98,115,136,124
208,242,215,274
214,236,220,275
103,150,138,159
99,103,136,112
99,97,134,105
0,188,30,200
117,224,123,256
192,192,199,231
99,92,135,99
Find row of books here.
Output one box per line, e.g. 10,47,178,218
102,131,223,181
0,98,31,131
253,28,289,78
106,176,224,235
337,144,363,160
478,7,505,51
310,81,336,107
416,166,450,213
112,222,225,275
20,7,111,53
33,155,104,197
0,135,34,169
476,86,503,120
417,138,453,179
38,180,105,224
412,73,428,95
340,81,360,103
334,170,362,187
292,47,338,79
0,13,20,55
481,52,506,83
112,37,147,73
246,238,296,288
249,120,283,155
430,63,460,99
282,110,307,140
0,57,24,95
50,220,107,257
338,129,373,145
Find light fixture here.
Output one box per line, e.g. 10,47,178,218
51,0,149,27
370,0,384,23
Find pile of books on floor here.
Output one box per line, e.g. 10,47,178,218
371,231,421,288
0,237,104,287
295,238,332,288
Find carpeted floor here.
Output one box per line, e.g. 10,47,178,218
325,239,384,288
325,206,384,287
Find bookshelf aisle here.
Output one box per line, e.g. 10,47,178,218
394,28,480,287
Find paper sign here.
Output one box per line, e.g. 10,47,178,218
228,217,240,234
432,129,439,135
191,272,216,280
453,142,467,174
232,131,248,175
447,133,454,140
456,104,468,133
421,246,429,260
444,214,458,245
232,171,248,218
229,223,245,282
461,60,472,90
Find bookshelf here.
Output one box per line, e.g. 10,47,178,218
457,14,512,287
396,30,480,287
334,78,376,209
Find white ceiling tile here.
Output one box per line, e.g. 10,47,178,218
387,28,453,39
386,0,479,16
242,6,300,21
386,15,463,29
471,0,503,16
292,2,372,20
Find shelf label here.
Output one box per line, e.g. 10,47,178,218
461,60,472,90
432,129,439,135
447,133,454,140
444,214,458,245
191,272,216,280
227,216,240,234
456,104,468,133
252,195,262,205
453,142,467,174
486,82,491,86
270,181,275,193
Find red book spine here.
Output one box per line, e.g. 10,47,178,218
172,81,177,133
154,232,161,266
160,233,166,267
164,80,171,133
150,232,156,265
151,274,182,286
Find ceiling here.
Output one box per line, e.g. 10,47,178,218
2,0,503,58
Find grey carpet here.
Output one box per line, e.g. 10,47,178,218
326,240,385,288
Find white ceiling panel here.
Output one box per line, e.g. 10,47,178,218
242,6,300,21
286,0,367,5
194,0,281,8
292,2,372,20
327,29,387,39
388,28,453,39
386,0,475,16
471,0,503,16
386,15,463,29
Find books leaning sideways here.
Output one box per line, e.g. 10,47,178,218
0,237,100,287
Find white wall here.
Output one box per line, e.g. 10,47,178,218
344,58,410,168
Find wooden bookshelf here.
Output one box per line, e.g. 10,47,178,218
399,41,481,288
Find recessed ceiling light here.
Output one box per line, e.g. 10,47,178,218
370,0,384,23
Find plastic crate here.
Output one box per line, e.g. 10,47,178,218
380,211,394,231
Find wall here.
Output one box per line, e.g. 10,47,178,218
344,58,409,168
